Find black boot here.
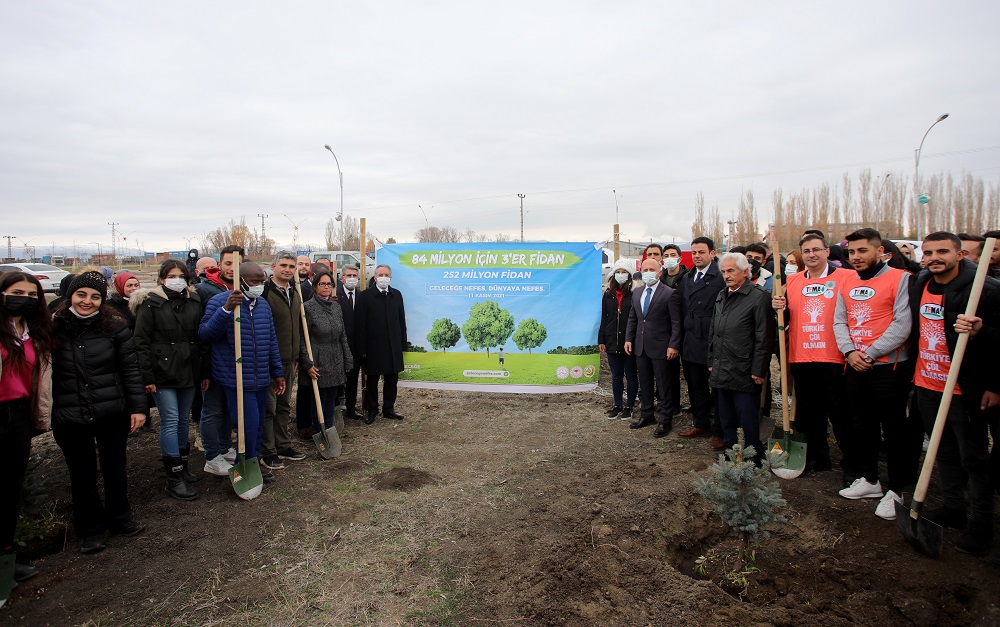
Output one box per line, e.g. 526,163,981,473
163,457,198,501
178,446,201,484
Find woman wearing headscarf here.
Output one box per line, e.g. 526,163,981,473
107,271,140,330
298,270,353,433
133,260,209,501
51,271,147,554
0,272,53,603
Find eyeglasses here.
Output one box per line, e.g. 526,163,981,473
316,282,333,287
801,247,827,255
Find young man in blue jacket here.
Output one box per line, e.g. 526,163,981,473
199,262,285,483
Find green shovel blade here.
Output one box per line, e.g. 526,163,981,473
229,455,263,501
768,427,807,479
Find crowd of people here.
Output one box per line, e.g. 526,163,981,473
601,227,1000,558
0,248,408,605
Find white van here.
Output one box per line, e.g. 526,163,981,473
309,250,376,276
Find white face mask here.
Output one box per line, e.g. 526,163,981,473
663,257,680,270
614,272,629,285
244,285,264,299
69,306,100,319
641,271,658,286
164,278,188,292
343,277,359,290
375,276,391,290
784,264,798,275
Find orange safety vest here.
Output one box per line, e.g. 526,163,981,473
786,267,846,364
839,266,907,363
913,285,961,394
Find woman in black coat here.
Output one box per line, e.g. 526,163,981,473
598,261,637,420
299,270,353,432
51,271,147,554
133,260,208,501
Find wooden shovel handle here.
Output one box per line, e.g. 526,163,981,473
233,252,245,456
910,237,997,515
771,241,791,433
293,275,326,427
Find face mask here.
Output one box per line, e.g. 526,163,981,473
663,258,680,270
375,276,391,290
244,285,264,299
614,272,629,285
70,305,100,319
641,271,658,286
164,278,188,292
784,264,798,275
343,277,359,290
2,294,39,317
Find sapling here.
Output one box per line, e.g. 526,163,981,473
693,428,787,572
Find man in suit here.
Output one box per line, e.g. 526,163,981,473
678,236,727,449
355,264,407,424
625,258,683,438
337,264,363,419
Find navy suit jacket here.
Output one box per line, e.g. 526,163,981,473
680,260,726,363
625,282,682,359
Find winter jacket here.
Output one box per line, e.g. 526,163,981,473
0,343,53,432
299,296,354,388
195,268,229,304
106,293,135,331
262,279,302,365
680,260,726,364
355,285,407,375
708,280,775,393
133,285,209,388
51,309,147,426
199,292,284,391
660,265,688,290
598,287,634,354
908,259,1000,397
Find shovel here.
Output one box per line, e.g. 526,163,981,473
767,241,807,478
0,552,14,609
293,274,342,459
896,237,996,557
228,253,263,500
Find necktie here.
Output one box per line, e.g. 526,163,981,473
643,287,652,315
695,270,703,283
348,291,354,308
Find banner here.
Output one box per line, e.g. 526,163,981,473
376,242,601,393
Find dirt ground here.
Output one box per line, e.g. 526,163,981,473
5,354,1000,626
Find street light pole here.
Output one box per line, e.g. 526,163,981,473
417,205,431,230
914,113,950,240
612,190,620,262
323,145,344,222
518,194,526,242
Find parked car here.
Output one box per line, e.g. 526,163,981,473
0,262,71,293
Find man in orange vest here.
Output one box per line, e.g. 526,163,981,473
833,228,919,520
909,231,1000,555
772,232,857,482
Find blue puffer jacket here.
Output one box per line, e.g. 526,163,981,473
199,292,284,391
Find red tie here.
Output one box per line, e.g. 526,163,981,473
348,291,353,308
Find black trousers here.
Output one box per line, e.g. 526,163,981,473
790,362,855,472
917,387,994,527
365,372,399,413
296,370,312,430
636,354,674,426
343,365,360,412
1,399,32,553
844,361,921,493
682,359,721,436
53,416,133,537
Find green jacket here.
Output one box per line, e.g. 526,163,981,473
133,285,208,387
263,279,302,365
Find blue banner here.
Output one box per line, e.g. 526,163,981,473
376,242,601,393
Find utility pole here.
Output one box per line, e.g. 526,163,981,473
258,213,268,257
108,222,119,266
518,194,526,242
2,235,14,260
612,190,620,262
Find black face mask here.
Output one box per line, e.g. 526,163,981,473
3,295,39,317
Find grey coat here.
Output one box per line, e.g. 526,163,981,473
708,280,775,393
299,296,354,389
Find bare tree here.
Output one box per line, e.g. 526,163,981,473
325,214,362,250
691,192,708,239
709,205,725,250
733,190,759,245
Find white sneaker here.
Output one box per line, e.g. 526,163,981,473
875,490,902,520
204,455,233,476
223,448,237,463
839,478,883,500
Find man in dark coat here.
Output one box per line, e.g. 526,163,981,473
337,264,363,419
708,253,775,463
679,237,726,448
625,258,683,437
355,264,406,424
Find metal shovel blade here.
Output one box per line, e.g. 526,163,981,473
767,427,807,479
895,498,943,559
313,423,342,460
229,455,263,501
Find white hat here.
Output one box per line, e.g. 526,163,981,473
613,258,633,272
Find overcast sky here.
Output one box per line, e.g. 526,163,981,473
2,1,998,255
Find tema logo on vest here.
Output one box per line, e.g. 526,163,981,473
920,303,944,321
801,284,826,297
848,286,876,301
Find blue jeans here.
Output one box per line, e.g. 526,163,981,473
200,383,232,460
223,386,268,460
606,352,637,409
154,387,196,458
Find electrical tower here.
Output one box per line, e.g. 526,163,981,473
258,213,268,256
108,222,119,263
2,235,14,260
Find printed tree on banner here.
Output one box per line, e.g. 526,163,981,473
802,298,825,323
427,318,461,352
512,318,548,354
849,303,872,328
462,301,514,357
922,321,945,351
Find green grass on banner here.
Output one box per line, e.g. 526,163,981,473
401,351,599,385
